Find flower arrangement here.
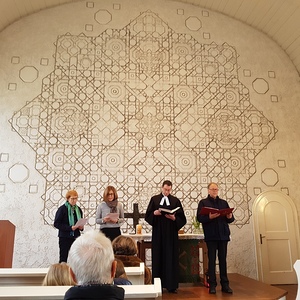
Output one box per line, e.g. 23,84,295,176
192,216,202,233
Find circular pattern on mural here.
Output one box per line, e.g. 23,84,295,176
176,153,196,172
102,152,123,169
80,57,93,69
54,80,68,97
105,83,125,101
226,89,239,106
229,153,245,172
174,44,191,57
174,86,193,104
49,149,65,168
106,38,126,54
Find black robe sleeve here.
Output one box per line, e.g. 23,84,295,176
145,196,156,226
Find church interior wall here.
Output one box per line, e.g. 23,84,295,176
0,0,299,280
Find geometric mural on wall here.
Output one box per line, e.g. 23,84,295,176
9,11,276,231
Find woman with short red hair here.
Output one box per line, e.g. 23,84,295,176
54,190,84,262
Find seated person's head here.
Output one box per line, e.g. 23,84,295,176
114,258,128,280
42,262,76,286
68,230,116,285
112,236,138,256
113,258,132,285
112,236,151,285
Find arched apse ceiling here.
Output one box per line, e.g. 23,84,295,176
0,0,299,76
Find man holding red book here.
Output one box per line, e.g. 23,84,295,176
197,182,235,295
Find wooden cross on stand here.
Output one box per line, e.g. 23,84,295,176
124,203,145,233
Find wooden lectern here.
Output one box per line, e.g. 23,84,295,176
0,220,15,268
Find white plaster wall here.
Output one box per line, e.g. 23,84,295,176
0,0,299,280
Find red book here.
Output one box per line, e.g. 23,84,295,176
200,207,234,216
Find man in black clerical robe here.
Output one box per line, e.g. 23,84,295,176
145,180,186,293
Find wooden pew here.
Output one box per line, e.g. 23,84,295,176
0,277,162,300
0,268,48,286
0,263,144,286
294,260,300,300
124,262,144,284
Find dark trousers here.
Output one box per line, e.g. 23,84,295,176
59,237,75,263
100,227,121,241
206,240,229,288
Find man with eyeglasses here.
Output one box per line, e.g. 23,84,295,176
54,190,84,262
197,182,234,295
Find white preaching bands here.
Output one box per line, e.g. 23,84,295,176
160,196,170,206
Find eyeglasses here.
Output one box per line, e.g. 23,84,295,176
69,197,78,200
107,193,114,196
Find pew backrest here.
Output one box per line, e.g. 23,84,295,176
0,277,162,299
0,268,48,286
294,260,300,300
0,264,145,286
124,262,144,284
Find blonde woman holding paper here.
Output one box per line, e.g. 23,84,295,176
96,186,124,241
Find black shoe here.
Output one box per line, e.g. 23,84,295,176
221,286,233,293
209,287,216,294
168,289,177,293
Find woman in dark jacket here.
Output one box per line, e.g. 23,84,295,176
54,190,84,263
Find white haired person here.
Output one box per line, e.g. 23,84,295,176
65,230,125,300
